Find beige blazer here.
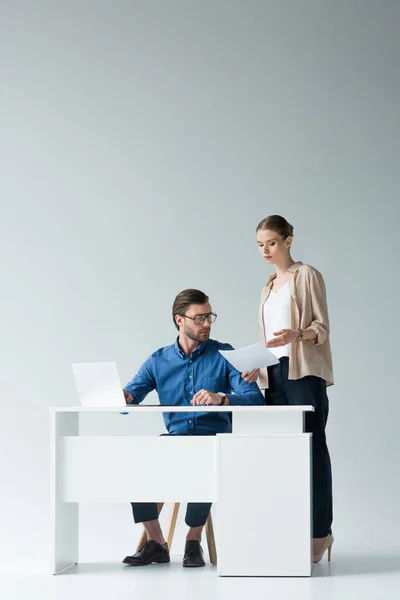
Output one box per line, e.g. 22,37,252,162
258,261,334,389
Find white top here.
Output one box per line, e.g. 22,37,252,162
263,282,291,359
50,405,314,413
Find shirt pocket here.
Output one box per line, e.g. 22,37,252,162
202,376,225,393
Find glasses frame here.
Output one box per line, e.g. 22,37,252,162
180,312,218,325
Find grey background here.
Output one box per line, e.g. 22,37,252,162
1,0,399,572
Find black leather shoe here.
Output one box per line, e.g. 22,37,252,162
123,540,170,566
182,540,205,567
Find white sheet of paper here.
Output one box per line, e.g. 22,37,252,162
219,342,280,372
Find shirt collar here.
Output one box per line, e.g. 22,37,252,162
267,261,303,287
174,337,209,359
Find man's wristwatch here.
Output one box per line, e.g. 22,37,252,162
217,392,229,406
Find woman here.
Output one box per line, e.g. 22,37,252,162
243,215,334,563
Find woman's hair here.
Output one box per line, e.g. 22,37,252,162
256,215,294,239
172,289,209,330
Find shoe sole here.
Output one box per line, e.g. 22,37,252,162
183,562,206,568
123,558,170,566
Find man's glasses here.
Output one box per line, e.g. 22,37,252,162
181,312,217,325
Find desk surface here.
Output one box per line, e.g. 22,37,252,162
50,405,314,413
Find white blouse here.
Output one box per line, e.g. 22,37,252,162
263,282,291,359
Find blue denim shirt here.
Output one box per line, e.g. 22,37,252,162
124,338,264,435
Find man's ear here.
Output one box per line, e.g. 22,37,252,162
175,314,182,329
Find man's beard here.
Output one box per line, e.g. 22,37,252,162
184,326,210,344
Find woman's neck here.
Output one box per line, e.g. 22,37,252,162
274,257,295,277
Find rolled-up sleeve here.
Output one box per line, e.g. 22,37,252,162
307,269,330,346
124,358,156,404
226,362,264,406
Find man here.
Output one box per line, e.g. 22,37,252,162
122,289,264,568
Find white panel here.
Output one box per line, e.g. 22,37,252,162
50,412,79,574
217,435,312,577
233,411,304,434
61,436,218,502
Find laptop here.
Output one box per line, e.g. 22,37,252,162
72,361,127,407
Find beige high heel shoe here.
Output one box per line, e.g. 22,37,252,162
312,533,334,563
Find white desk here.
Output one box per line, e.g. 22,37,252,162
50,405,313,576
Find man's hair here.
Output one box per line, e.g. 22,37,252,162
172,289,209,330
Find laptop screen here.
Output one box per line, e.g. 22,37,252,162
72,361,126,407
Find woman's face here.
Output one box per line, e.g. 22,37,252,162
257,228,291,265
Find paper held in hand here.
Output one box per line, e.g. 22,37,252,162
219,342,280,372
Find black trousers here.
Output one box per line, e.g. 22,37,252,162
131,501,212,528
265,357,333,538
131,433,212,528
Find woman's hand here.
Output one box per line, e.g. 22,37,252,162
266,329,299,348
241,369,260,383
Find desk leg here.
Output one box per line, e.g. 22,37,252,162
50,412,79,574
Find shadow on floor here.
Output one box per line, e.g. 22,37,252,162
312,552,400,578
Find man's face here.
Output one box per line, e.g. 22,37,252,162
176,302,213,343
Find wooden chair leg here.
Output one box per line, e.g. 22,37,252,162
205,512,217,565
166,503,180,550
136,502,164,552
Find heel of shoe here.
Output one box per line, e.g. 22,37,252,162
312,534,334,564
155,556,170,564
327,534,334,561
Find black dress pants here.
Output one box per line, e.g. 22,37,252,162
265,357,333,538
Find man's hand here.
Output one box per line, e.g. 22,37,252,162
190,389,222,406
123,390,134,404
242,369,260,383
266,329,299,348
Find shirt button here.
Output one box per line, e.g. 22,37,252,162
189,420,192,423
189,360,192,364
189,375,192,379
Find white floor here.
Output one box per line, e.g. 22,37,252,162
1,550,400,600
